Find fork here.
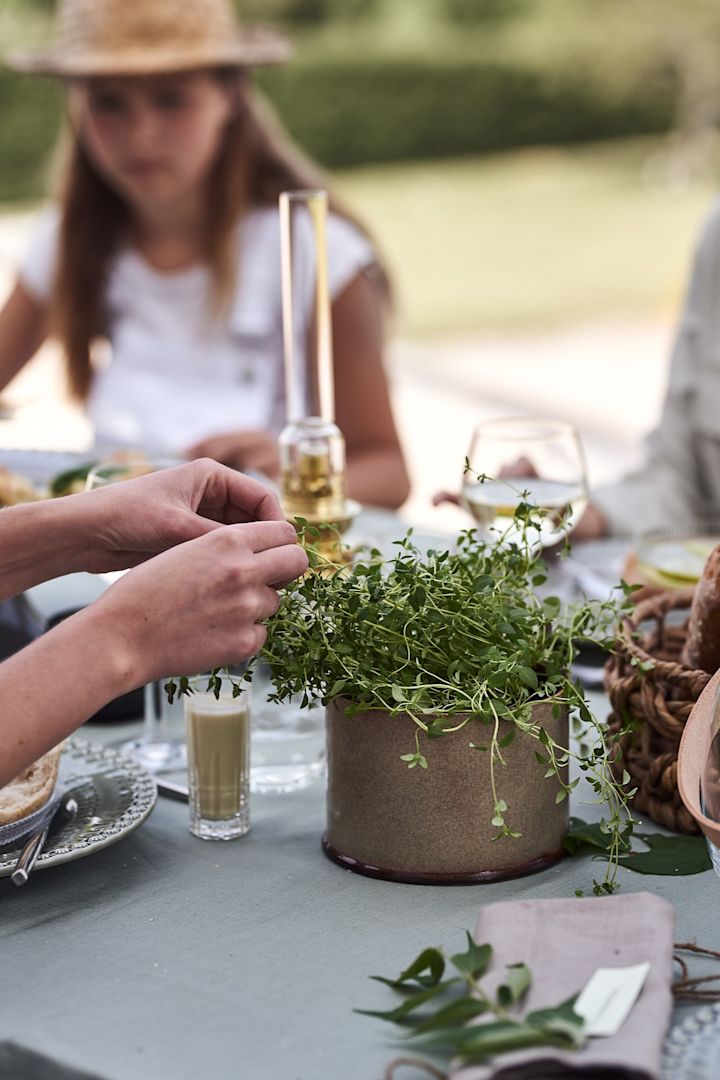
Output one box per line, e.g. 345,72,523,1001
11,797,78,886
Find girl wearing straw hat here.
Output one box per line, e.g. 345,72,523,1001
0,0,410,509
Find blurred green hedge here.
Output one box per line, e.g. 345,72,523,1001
0,54,678,204
256,58,677,168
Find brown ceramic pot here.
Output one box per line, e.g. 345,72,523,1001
323,697,569,884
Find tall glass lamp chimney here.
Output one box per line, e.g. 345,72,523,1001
279,190,347,526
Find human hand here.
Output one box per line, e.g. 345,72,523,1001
498,455,537,480
433,457,541,510
94,520,308,682
71,458,285,573
186,430,281,480
571,503,608,541
432,490,462,507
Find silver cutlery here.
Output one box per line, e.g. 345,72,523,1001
156,779,188,803
11,796,78,887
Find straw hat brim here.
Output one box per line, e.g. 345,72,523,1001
6,27,292,76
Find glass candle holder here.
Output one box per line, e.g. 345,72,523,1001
184,678,251,841
278,189,359,560
280,417,346,523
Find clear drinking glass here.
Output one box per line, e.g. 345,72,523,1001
85,456,187,773
184,677,251,840
462,416,588,548
249,659,325,794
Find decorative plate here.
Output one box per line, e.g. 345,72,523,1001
636,535,718,586
0,737,157,877
663,1003,720,1079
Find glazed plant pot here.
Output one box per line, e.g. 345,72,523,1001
323,697,569,885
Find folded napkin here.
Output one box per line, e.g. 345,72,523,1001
0,1042,108,1080
450,892,674,1080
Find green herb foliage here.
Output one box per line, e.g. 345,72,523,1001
356,933,585,1068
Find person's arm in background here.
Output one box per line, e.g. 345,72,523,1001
0,209,58,395
574,198,720,539
0,461,308,785
332,271,410,509
0,280,49,394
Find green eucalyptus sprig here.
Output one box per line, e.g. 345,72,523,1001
356,933,585,1069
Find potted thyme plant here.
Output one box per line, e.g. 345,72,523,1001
263,504,630,888
169,504,632,892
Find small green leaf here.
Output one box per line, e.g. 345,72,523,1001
517,666,539,690
387,947,446,988
356,978,458,1022
525,996,585,1048
563,816,631,857
496,963,531,1008
450,933,492,979
412,995,489,1034
391,684,407,703
617,833,712,876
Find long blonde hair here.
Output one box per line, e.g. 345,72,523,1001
50,74,389,401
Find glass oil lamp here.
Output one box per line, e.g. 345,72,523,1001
278,190,359,560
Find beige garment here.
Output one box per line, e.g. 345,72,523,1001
450,892,674,1080
594,196,720,536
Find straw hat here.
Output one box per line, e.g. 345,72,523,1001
6,0,292,77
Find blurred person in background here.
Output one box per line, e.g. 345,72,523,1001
0,0,410,510
435,197,720,540
574,197,720,539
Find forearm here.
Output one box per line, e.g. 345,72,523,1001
0,497,91,599
346,445,411,510
0,603,137,786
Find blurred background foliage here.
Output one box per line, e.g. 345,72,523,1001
2,0,720,335
5,0,720,198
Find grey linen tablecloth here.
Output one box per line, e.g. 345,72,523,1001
451,892,674,1080
0,1043,108,1080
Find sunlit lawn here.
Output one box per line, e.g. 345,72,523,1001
337,137,717,337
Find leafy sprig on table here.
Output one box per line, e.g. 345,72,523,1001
356,933,585,1069
167,505,638,895
564,816,712,878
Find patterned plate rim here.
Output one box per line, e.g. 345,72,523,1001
663,1003,720,1079
0,736,157,877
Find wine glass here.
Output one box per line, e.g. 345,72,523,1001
462,416,588,548
86,456,187,773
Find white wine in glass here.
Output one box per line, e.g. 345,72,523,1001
86,456,186,773
462,417,588,548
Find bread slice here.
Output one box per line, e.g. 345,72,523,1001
0,746,62,826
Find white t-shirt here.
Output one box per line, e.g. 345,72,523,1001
20,205,374,453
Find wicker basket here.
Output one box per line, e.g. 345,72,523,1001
604,588,711,834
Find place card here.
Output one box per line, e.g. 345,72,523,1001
574,961,651,1037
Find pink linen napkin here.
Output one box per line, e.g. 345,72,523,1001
450,892,674,1080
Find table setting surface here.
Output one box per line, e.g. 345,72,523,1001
0,448,718,1080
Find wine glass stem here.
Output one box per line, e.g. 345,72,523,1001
143,681,164,743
